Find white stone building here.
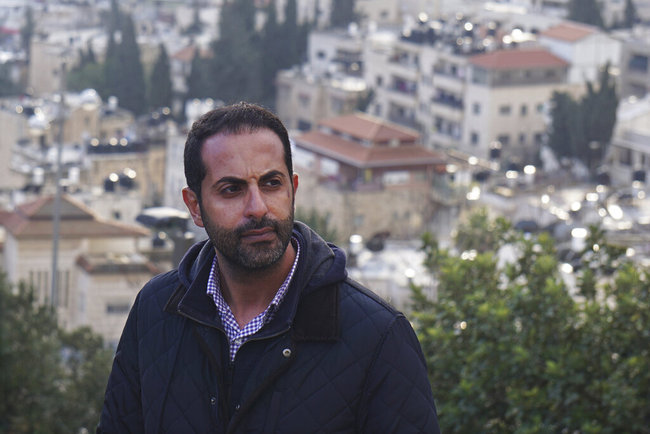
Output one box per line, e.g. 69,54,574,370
538,21,622,85
463,47,570,163
0,194,155,346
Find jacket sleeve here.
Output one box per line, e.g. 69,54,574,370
359,315,440,434
97,292,144,434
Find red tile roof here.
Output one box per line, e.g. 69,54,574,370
317,112,420,145
0,194,150,239
469,48,569,70
295,130,445,169
540,21,598,42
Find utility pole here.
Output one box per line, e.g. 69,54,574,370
50,61,66,307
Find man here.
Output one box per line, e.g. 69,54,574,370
98,102,440,433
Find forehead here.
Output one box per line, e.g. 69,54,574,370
200,128,287,178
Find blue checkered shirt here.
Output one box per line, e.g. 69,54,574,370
207,237,300,361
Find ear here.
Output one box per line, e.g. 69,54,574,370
292,172,299,195
182,187,204,228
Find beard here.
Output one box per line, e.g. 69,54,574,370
201,207,295,271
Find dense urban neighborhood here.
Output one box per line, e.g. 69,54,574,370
0,0,649,432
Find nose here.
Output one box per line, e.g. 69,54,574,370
244,186,269,219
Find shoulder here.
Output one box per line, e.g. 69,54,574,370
140,269,180,299
339,277,402,319
132,269,182,320
337,277,409,340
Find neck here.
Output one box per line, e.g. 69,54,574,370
217,243,296,327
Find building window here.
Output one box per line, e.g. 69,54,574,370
297,119,311,131
499,105,511,115
376,76,383,87
519,133,526,145
497,134,510,146
520,104,528,116
472,67,487,84
534,132,544,145
619,148,632,166
536,103,545,114
317,50,326,59
383,170,410,185
472,102,481,115
629,54,649,73
471,131,479,146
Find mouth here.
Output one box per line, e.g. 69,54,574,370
240,227,276,243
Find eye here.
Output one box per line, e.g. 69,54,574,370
262,178,283,189
220,184,242,196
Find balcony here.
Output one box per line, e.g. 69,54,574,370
386,60,419,82
432,73,465,94
430,102,464,123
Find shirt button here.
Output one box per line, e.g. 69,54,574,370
235,404,241,411
210,397,217,406
282,348,292,358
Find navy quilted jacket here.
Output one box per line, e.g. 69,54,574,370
98,222,440,433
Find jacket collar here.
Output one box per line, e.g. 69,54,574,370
166,223,344,341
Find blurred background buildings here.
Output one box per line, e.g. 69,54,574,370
0,0,649,339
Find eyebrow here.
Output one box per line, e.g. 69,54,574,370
215,170,286,187
259,170,286,183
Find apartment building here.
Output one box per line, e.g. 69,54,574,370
619,27,650,98
0,194,154,346
292,112,447,240
607,94,650,186
463,48,570,163
365,38,422,130
538,21,621,85
276,29,370,132
418,46,469,151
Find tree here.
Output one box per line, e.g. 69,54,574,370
296,207,339,243
148,43,173,111
20,6,35,63
624,0,638,28
453,207,512,253
0,275,113,433
185,49,210,102
260,1,284,105
568,0,604,28
279,0,300,68
100,2,146,115
582,64,619,156
547,65,618,173
184,0,204,35
547,91,584,160
0,64,19,97
67,42,104,93
102,25,120,101
115,14,147,115
329,0,357,29
209,0,263,104
258,0,310,106
411,211,650,432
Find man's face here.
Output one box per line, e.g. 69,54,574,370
183,128,298,271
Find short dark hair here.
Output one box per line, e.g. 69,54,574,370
184,102,293,201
